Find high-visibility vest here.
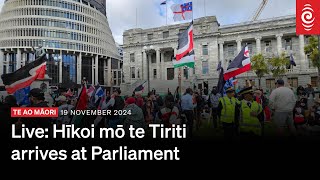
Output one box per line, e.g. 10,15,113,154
219,96,237,123
239,100,263,136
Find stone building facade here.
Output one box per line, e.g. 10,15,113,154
121,15,318,95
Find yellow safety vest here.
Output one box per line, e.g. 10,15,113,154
239,100,262,136
219,96,237,123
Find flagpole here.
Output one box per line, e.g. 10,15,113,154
136,8,138,28
166,2,168,25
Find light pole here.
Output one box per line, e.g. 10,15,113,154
143,45,154,93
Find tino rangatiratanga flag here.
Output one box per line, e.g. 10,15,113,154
173,21,194,68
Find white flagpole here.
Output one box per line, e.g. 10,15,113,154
166,2,168,25
136,8,138,28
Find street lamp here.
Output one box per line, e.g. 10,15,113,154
143,45,154,93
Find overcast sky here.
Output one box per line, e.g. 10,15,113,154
0,0,295,44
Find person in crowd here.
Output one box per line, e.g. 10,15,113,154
157,95,180,127
121,97,145,130
143,92,159,125
55,95,74,126
293,101,308,136
218,87,238,140
305,83,315,99
297,86,308,110
135,93,144,108
181,88,195,137
269,79,297,136
309,99,320,126
0,95,19,135
107,88,125,128
194,91,204,130
238,87,263,137
156,94,164,107
209,87,221,128
16,88,51,129
204,87,209,96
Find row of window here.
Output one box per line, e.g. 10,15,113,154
0,18,104,36
0,39,106,54
0,28,103,46
1,7,106,30
5,0,106,22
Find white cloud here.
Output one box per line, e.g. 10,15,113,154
0,0,296,44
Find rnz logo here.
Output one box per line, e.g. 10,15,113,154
301,4,315,31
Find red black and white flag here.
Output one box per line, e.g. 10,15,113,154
224,46,251,80
1,56,46,94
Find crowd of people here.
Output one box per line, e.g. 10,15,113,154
1,78,320,139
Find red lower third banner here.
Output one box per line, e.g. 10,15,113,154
11,107,59,118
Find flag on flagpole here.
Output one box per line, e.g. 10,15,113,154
75,85,88,111
87,85,95,97
1,56,46,94
224,46,251,80
217,68,225,95
290,53,297,66
134,81,147,92
173,22,194,68
71,85,88,127
171,2,193,22
160,1,167,5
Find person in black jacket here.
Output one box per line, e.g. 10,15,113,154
18,88,51,129
108,88,125,128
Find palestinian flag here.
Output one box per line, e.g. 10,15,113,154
173,21,194,68
224,46,251,80
1,56,46,94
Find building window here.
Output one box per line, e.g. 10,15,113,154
202,61,209,75
147,33,153,40
82,57,92,84
163,31,169,39
113,71,117,79
311,77,318,87
284,38,292,51
130,67,135,79
307,55,314,68
62,54,77,84
247,43,253,54
287,77,298,88
265,41,272,52
183,67,189,79
151,54,156,64
167,68,174,80
130,53,135,62
227,45,235,56
266,79,276,90
153,69,157,79
202,45,208,56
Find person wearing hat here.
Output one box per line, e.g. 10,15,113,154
218,86,239,139
238,87,263,137
305,83,315,99
56,95,74,125
121,97,145,131
269,79,297,135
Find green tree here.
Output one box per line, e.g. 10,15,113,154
268,52,290,78
304,36,320,88
251,54,269,87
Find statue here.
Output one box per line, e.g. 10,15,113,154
32,44,46,60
